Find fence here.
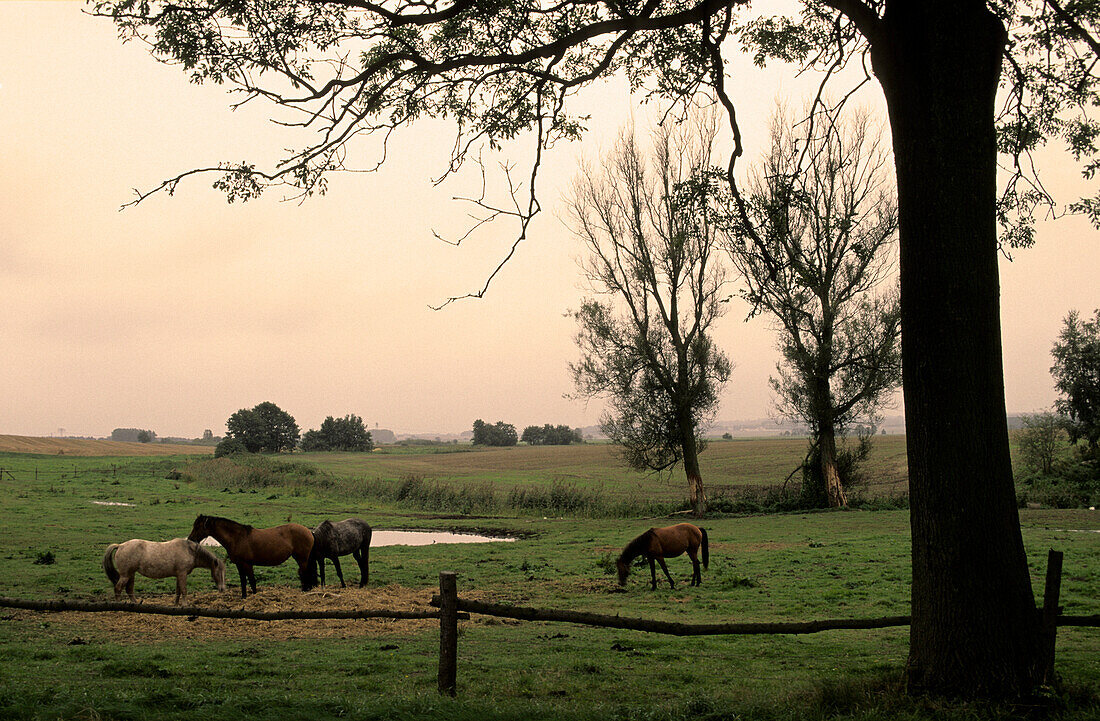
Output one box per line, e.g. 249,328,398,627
2,550,1097,698
0,465,121,482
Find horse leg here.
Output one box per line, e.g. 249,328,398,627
648,557,658,590
247,566,257,595
656,557,675,589
235,562,251,598
296,556,314,591
125,576,137,603
317,558,327,588
353,547,369,587
332,555,346,588
688,548,701,586
113,575,128,602
175,573,187,606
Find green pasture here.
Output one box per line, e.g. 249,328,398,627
302,435,911,500
0,447,1097,721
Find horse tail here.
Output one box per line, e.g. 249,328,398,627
700,528,709,570
300,527,319,591
102,544,120,585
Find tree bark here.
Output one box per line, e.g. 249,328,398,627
681,412,707,517
870,0,1043,698
819,422,848,508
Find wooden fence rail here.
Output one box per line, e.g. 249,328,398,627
0,596,443,622
430,596,912,636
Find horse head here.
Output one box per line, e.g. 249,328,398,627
616,556,630,586
211,555,227,592
187,514,211,543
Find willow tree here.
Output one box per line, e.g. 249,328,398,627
95,0,1100,700
568,121,730,517
729,106,901,508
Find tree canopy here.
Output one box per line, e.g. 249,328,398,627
568,118,730,516
1051,308,1100,455
225,401,300,453
472,419,518,446
301,414,375,452
521,424,584,445
727,104,902,507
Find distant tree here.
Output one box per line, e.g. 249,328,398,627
1017,410,1067,476
1051,309,1100,458
726,106,902,508
202,429,214,441
568,119,730,517
521,424,585,445
225,401,300,453
472,419,518,447
111,428,155,443
301,415,374,452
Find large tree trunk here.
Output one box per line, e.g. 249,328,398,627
819,422,848,508
680,413,707,517
871,1,1043,698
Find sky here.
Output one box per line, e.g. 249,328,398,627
0,2,1096,439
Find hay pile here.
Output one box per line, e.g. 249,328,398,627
13,585,439,642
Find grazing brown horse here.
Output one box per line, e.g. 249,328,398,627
616,523,709,590
102,538,226,605
187,514,316,598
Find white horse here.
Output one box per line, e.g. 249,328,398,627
102,538,226,605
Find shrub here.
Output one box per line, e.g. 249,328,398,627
1017,410,1069,475
214,436,247,458
181,455,324,491
506,479,601,515
798,433,872,508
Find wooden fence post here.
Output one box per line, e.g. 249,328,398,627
1041,549,1064,684
438,571,458,697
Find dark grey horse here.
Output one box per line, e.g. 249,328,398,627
310,518,372,588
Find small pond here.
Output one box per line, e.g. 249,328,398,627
200,529,514,548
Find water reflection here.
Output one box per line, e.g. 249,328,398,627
200,529,514,548
372,530,515,546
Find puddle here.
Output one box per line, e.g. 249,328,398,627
91,501,135,507
200,530,515,548
372,530,515,546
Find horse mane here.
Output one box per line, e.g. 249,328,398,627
204,515,253,532
618,529,653,565
190,540,221,566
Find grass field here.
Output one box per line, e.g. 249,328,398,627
0,435,215,457
0,440,1096,721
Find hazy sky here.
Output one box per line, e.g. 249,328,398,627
1,2,1096,439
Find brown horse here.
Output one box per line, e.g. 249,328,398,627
616,523,709,590
187,514,316,598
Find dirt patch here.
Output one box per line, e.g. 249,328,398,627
7,585,448,642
